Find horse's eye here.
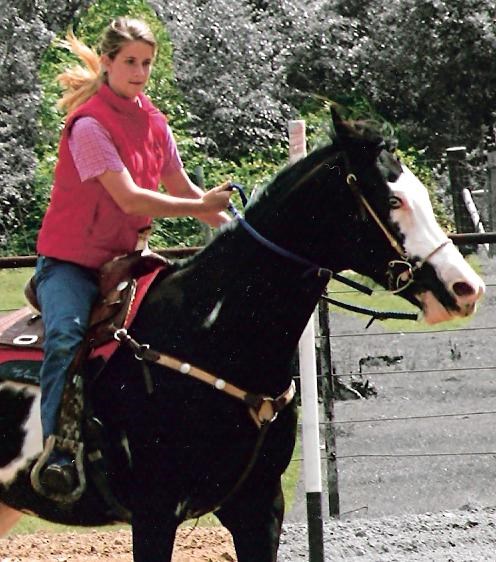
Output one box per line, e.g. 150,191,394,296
389,196,403,209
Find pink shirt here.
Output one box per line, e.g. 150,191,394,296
69,116,183,182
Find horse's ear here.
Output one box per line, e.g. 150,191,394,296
331,106,389,157
384,137,398,153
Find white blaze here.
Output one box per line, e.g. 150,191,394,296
388,165,485,323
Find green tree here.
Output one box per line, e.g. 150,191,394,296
286,0,496,157
0,0,93,255
162,0,295,160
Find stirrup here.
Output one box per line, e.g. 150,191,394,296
31,435,86,503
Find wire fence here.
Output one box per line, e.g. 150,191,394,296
287,269,496,519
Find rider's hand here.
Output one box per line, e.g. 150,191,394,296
199,181,232,213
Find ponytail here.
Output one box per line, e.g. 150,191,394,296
56,31,104,114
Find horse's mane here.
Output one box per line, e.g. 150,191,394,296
246,113,394,215
332,113,397,150
174,112,396,272
246,141,336,211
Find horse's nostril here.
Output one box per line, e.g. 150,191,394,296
453,281,475,297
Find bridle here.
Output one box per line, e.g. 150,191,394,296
229,150,452,297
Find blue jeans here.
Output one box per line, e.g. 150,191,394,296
35,256,99,441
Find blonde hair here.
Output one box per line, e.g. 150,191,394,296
56,17,157,114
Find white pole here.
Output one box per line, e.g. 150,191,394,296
298,319,322,490
288,120,325,562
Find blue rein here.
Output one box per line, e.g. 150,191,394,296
227,182,373,295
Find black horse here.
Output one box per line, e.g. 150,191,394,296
0,111,484,561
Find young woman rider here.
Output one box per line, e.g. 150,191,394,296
35,17,232,494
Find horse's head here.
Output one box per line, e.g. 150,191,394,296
330,108,485,323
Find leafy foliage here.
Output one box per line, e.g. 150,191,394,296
286,0,496,157
0,0,93,255
5,0,483,255
162,0,294,160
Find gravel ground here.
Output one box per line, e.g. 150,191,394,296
2,504,496,561
279,504,496,561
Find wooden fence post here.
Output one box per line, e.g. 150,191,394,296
487,151,496,257
318,299,340,516
446,147,477,255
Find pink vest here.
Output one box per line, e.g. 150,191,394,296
37,84,167,269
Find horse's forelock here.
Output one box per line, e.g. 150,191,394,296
334,117,399,162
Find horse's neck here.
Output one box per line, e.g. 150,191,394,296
146,231,329,395
207,234,327,336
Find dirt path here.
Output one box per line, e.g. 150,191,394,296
0,526,235,561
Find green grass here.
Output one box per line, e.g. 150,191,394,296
327,280,469,332
13,516,128,534
0,268,34,311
